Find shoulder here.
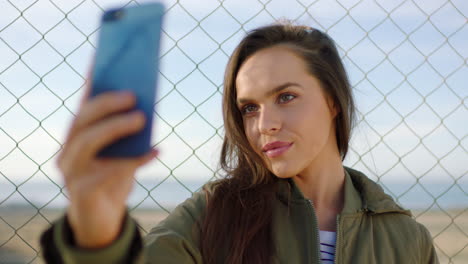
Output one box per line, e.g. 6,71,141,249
345,167,433,245
142,181,222,263
146,180,221,241
369,210,422,234
150,181,216,233
371,212,437,262
413,220,438,262
345,167,412,216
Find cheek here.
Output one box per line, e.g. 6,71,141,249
291,104,331,144
243,120,258,149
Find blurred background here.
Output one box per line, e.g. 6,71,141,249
0,0,466,263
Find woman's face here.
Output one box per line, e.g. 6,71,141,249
235,45,338,178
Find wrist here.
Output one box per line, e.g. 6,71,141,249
67,207,126,249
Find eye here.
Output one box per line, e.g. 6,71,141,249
278,93,296,103
241,104,258,115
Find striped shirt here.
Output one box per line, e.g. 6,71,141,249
319,230,336,264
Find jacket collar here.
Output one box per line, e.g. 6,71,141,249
276,166,412,216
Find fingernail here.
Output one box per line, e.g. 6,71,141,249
119,91,133,102
129,111,144,121
152,148,160,157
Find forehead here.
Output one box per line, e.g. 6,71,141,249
236,45,309,94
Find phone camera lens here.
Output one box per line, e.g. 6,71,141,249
113,10,124,19
103,9,125,22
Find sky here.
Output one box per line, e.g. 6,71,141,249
0,0,466,192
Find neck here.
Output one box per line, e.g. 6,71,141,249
292,140,345,213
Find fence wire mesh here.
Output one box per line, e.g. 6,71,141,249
0,0,466,263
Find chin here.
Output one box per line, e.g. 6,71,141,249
270,166,296,179
263,158,297,179
273,173,294,179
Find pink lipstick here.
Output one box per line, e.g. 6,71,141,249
262,141,293,158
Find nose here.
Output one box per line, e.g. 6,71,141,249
258,106,281,135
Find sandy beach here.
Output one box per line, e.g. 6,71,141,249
0,207,466,263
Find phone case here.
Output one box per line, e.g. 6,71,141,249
91,3,164,157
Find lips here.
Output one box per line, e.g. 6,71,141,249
262,141,293,158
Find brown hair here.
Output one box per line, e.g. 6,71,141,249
200,21,356,264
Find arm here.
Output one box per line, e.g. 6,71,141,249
40,189,209,264
40,212,143,264
143,190,208,263
418,223,439,264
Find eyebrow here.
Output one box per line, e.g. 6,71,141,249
237,82,302,105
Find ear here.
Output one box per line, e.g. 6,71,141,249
326,96,340,119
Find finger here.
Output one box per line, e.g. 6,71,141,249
132,148,159,167
66,91,136,145
59,64,97,166
64,110,146,169
105,150,159,196
97,148,158,169
99,148,159,182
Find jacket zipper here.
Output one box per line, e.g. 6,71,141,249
334,215,340,263
334,208,368,263
308,199,341,264
307,199,321,264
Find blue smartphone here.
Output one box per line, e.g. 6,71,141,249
90,3,164,158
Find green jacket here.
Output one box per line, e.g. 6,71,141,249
41,167,439,263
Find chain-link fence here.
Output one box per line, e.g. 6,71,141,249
0,0,466,263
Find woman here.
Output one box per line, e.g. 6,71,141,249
41,22,438,263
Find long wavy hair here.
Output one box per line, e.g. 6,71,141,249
200,21,356,264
